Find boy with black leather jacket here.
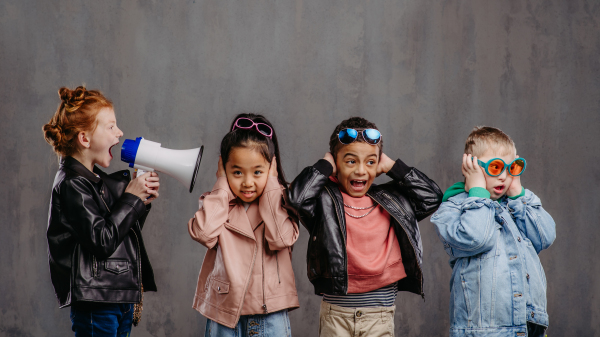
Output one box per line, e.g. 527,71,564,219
289,117,442,336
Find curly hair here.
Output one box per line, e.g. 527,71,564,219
42,86,113,157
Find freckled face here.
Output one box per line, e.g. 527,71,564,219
478,149,515,200
225,148,270,202
335,142,379,197
89,107,123,168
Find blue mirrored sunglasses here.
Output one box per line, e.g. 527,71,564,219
338,128,381,145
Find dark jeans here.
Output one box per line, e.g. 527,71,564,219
528,322,547,337
70,303,134,337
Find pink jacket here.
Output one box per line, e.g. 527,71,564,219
188,176,300,328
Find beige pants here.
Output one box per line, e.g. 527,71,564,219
319,300,395,337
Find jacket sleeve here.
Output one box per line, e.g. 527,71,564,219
138,204,151,230
259,177,300,251
61,177,147,260
507,189,556,253
187,177,234,249
288,159,333,233
384,159,443,221
430,197,500,258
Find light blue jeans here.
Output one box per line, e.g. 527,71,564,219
204,309,292,337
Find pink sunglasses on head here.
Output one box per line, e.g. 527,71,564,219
232,117,273,138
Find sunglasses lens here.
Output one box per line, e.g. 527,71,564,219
236,118,254,128
338,129,358,144
363,129,381,144
487,159,505,176
256,123,272,136
509,159,525,176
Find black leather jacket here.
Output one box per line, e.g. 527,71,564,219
289,159,442,297
47,156,156,308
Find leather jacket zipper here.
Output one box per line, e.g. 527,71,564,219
324,185,348,292
130,224,143,301
370,192,424,299
95,191,111,279
99,190,142,298
93,255,98,278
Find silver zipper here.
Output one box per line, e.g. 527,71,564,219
262,225,268,313
130,224,142,301
276,254,281,284
93,255,98,278
95,191,111,279
369,192,424,298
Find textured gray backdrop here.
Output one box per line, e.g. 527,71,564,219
1,0,599,336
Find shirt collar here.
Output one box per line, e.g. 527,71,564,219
60,156,102,184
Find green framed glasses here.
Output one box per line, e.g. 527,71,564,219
476,157,527,177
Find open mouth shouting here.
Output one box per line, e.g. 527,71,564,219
109,141,119,160
350,180,368,192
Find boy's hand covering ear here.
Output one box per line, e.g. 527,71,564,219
323,152,337,176
507,155,522,197
462,154,486,192
269,157,278,177
376,153,395,177
216,156,226,178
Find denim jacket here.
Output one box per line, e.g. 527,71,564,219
431,187,556,337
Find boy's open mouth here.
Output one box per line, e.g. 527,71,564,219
350,180,367,192
494,185,505,193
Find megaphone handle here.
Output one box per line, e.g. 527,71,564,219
135,168,147,177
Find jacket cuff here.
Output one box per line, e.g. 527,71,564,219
386,158,412,180
313,159,334,177
468,187,491,199
121,192,148,217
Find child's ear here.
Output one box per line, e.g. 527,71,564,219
77,131,90,149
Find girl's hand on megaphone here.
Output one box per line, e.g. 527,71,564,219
125,172,160,204
143,172,160,204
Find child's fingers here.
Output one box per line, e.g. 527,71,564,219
146,181,160,189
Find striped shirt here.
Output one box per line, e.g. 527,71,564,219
322,282,398,308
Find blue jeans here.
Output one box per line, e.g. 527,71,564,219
70,303,134,337
204,309,292,337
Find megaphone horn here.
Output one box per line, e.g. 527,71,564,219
121,137,204,193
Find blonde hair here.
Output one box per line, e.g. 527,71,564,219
464,126,516,157
42,86,113,157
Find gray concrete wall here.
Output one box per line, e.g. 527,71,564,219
1,0,599,336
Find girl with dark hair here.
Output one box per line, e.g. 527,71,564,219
187,113,299,336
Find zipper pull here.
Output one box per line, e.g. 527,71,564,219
262,304,268,314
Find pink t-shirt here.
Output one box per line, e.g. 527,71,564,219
333,180,407,293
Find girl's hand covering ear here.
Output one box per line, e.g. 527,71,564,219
269,157,278,177
216,156,226,178
376,153,395,177
462,154,486,192
323,152,336,177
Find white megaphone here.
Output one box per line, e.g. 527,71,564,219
121,137,204,193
